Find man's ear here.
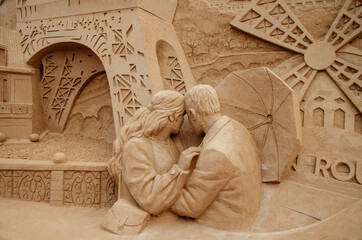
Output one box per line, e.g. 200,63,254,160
168,113,176,122
189,108,197,120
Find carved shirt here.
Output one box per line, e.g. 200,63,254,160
171,116,262,231
122,136,189,215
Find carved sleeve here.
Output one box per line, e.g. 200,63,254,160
122,138,189,215
170,149,232,218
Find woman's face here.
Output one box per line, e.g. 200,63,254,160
170,112,185,134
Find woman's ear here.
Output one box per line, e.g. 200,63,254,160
168,113,176,122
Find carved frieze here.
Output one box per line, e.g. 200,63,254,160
0,170,51,202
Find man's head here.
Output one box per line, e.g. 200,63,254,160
184,84,220,135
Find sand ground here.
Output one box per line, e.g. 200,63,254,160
0,134,112,163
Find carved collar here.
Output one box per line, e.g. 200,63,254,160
201,115,231,147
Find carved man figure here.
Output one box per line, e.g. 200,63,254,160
171,84,262,231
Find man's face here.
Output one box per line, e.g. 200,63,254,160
186,108,204,136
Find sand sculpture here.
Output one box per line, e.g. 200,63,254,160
0,0,361,239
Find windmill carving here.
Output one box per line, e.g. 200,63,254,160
231,0,361,113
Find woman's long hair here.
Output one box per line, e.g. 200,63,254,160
108,90,184,180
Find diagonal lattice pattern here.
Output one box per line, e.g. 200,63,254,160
51,58,82,123
165,57,186,94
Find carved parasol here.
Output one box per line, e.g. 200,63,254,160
215,67,302,182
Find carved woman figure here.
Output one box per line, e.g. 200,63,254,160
108,90,200,215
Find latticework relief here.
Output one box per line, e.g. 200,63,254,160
40,50,104,131
113,73,142,120
52,57,81,123
18,8,153,135
40,56,59,109
106,11,152,128
156,40,187,94
285,0,345,14
0,170,51,202
165,56,186,94
231,0,361,113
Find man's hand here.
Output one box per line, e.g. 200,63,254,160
177,146,201,171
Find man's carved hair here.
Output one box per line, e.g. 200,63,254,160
185,84,220,116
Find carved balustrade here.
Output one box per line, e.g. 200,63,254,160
0,159,116,207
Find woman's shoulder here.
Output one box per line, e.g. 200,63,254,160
124,137,152,149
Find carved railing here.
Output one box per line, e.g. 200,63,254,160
0,159,116,207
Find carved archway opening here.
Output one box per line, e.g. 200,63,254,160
30,42,107,134
156,40,186,94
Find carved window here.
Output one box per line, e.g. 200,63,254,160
333,108,345,129
0,46,6,66
355,114,362,134
313,107,324,127
0,77,9,102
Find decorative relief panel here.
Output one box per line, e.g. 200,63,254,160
0,170,51,202
64,171,101,207
0,167,116,207
13,171,51,202
101,171,117,206
0,103,32,116
0,103,11,113
0,170,12,198
11,104,28,114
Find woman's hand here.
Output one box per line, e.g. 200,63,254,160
177,146,201,171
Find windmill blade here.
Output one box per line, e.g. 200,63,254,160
230,0,315,54
326,57,362,113
280,62,317,101
324,0,362,51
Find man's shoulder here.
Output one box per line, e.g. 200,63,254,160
208,118,247,144
198,148,232,173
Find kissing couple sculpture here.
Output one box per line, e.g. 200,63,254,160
103,84,262,235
